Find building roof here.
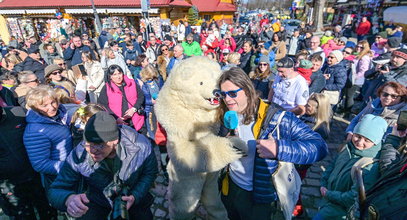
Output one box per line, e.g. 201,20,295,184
190,0,236,12
169,0,192,7
0,0,169,8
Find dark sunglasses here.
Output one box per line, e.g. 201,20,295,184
51,71,61,75
327,56,336,59
356,46,364,49
381,92,399,99
343,51,351,55
213,88,242,99
161,48,168,51
259,63,268,66
57,63,66,66
26,78,39,83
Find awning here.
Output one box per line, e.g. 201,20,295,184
0,9,25,15
25,9,57,14
64,8,107,14
105,8,159,14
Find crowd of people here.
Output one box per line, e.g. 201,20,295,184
0,13,406,220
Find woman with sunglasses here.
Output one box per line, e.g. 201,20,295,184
346,81,407,141
44,64,73,87
342,40,373,117
249,56,274,99
157,44,173,81
14,71,39,107
217,67,328,220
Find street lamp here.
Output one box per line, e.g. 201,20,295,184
90,0,103,34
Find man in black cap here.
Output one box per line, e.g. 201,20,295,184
48,111,158,219
0,105,57,219
269,57,309,115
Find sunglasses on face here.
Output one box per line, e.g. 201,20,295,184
161,48,168,52
327,56,336,59
57,63,66,66
259,63,268,67
26,78,39,83
343,51,351,55
213,88,242,99
357,46,364,49
51,71,61,75
381,92,399,99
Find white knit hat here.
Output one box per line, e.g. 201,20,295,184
330,50,344,62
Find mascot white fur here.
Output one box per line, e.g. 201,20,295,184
155,56,246,220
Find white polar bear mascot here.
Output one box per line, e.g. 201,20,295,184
155,56,246,220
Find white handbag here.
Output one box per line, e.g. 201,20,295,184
270,111,302,220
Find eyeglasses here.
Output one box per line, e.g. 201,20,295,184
259,63,268,66
51,71,62,75
381,92,399,99
343,51,352,55
26,78,39,83
83,143,105,150
356,46,364,49
327,56,336,59
161,48,168,52
57,63,66,66
213,88,242,99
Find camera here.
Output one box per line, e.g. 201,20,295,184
380,64,390,71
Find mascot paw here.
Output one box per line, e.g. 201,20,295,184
229,137,248,156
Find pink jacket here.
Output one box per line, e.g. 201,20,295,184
105,76,145,131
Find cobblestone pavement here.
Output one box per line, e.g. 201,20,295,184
0,117,349,220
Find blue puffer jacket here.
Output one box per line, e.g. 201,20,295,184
253,103,328,203
48,125,158,211
23,105,73,176
323,61,347,91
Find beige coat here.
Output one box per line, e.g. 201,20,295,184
156,52,173,81
84,61,105,93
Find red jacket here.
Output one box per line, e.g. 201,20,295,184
356,21,371,36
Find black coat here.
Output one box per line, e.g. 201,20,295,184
19,56,47,82
0,106,37,183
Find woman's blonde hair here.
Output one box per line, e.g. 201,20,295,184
71,104,106,124
4,53,23,68
227,52,241,64
25,85,58,110
308,93,331,131
139,64,159,82
356,40,372,59
54,81,76,104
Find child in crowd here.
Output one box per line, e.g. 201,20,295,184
70,104,106,147
297,59,313,85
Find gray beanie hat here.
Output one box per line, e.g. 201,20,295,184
84,111,119,144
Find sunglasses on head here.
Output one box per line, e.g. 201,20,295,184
381,92,399,99
213,88,242,99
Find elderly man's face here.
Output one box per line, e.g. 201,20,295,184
310,37,320,50
84,139,118,162
174,47,183,58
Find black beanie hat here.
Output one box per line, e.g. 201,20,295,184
84,111,119,144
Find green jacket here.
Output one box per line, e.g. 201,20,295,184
181,41,202,56
319,142,381,219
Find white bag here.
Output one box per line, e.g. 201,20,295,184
270,111,302,220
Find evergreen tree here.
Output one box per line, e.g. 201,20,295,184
187,6,199,25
